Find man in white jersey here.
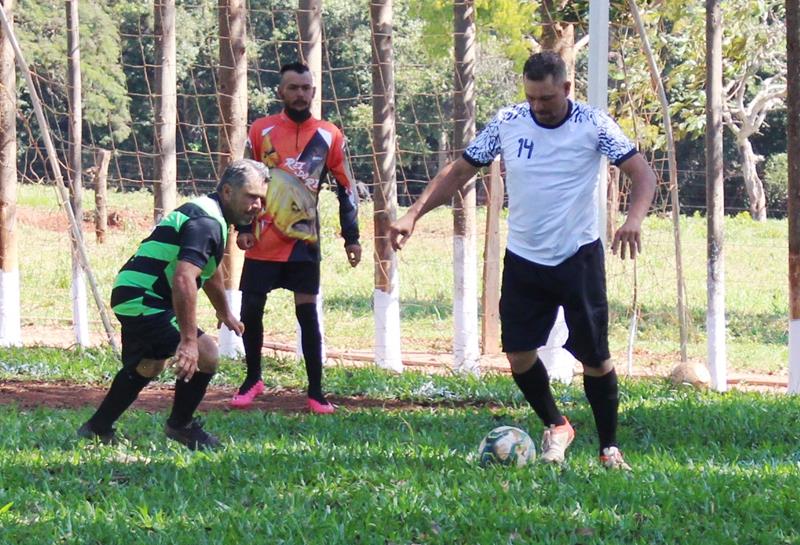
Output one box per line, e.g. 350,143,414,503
390,51,656,470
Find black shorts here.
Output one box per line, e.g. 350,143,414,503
116,312,205,369
499,240,610,366
239,258,320,296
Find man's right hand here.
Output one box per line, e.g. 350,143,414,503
171,337,199,382
389,213,416,251
237,232,256,251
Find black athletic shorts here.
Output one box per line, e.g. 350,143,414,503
499,239,610,366
239,258,321,296
116,312,205,369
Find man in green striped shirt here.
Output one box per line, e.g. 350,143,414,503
78,159,268,450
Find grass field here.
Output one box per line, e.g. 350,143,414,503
15,183,788,373
1,353,799,544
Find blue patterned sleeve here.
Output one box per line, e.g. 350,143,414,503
596,110,637,166
463,114,502,167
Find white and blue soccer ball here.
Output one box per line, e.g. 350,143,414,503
478,426,535,467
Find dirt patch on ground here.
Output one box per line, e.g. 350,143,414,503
16,206,151,233
0,379,439,413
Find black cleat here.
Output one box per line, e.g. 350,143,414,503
164,418,221,451
77,421,118,445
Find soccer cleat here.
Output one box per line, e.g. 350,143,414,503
164,418,221,451
307,397,335,415
77,421,118,445
600,446,632,471
539,417,575,464
229,379,265,409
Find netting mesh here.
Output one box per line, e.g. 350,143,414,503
7,0,788,373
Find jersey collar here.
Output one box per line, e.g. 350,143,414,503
529,99,573,130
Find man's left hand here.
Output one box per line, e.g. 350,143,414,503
345,244,362,267
611,218,643,260
217,311,245,336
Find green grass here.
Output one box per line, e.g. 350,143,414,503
1,364,799,544
15,184,789,372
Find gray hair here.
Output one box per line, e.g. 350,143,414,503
217,159,270,192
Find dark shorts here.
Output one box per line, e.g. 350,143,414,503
116,312,205,369
499,240,610,367
239,258,321,296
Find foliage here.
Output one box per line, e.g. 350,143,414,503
1,376,800,544
16,0,132,143
763,153,788,215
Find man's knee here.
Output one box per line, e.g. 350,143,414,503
582,358,614,377
506,350,538,374
294,292,316,306
197,335,220,374
135,359,167,378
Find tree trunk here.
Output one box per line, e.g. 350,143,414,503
67,0,89,347
371,0,403,372
787,0,800,393
737,137,767,221
217,0,248,358
154,0,177,223
706,0,727,391
0,0,20,346
452,0,479,375
539,0,576,93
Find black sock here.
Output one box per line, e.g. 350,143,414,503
240,292,267,394
88,368,151,434
584,368,619,452
512,358,565,427
167,371,214,429
296,302,325,402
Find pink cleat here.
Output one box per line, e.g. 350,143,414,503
229,380,265,409
307,397,335,414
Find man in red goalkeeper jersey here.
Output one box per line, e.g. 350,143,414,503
230,62,361,413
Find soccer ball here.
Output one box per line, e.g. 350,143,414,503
478,426,535,467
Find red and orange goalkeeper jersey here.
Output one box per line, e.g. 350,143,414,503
243,111,359,262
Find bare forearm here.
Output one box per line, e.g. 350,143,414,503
173,273,199,341
202,271,230,317
620,154,657,223
407,158,479,221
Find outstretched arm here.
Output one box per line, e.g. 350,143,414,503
612,153,657,259
389,157,480,250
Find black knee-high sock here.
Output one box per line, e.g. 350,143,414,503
88,368,152,433
295,303,324,402
583,368,619,452
167,371,214,429
240,292,267,393
512,358,565,427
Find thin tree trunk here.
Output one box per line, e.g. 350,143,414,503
786,0,800,393
0,0,20,346
737,138,767,221
93,149,110,244
67,0,88,347
298,0,322,119
371,0,402,372
452,0,479,375
217,0,247,358
706,0,727,391
481,159,502,355
628,0,689,363
154,0,177,223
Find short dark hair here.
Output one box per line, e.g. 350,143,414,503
280,62,311,76
217,159,269,192
523,51,567,82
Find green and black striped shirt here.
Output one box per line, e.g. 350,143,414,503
110,194,228,317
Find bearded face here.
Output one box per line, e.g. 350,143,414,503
264,169,318,242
